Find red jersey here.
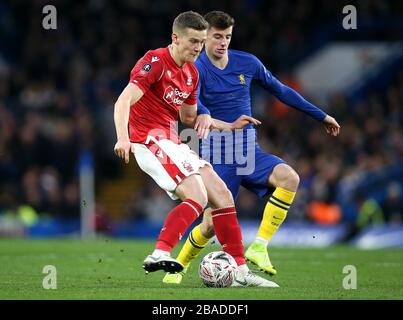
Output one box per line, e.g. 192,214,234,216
128,47,199,144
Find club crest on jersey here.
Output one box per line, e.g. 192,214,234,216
142,63,152,72
185,71,192,86
239,74,246,85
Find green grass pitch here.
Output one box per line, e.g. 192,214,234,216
0,238,402,300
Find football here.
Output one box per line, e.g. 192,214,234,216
198,251,238,288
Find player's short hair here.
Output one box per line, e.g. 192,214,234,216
173,11,209,35
204,11,235,30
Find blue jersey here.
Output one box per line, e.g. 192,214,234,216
195,50,327,200
195,50,326,199
196,49,326,162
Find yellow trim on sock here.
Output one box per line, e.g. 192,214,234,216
176,224,210,268
269,196,290,209
257,187,296,241
191,224,210,245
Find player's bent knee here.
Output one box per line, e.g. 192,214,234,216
176,175,208,208
215,185,235,207
191,190,208,209
214,178,234,204
280,171,299,191
223,187,235,206
200,166,235,208
272,164,300,191
286,169,300,190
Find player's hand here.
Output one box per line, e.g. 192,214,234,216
114,140,134,164
231,115,262,130
323,115,341,137
194,114,212,139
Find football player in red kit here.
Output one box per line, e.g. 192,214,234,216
113,11,277,287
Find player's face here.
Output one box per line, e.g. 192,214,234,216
206,26,233,59
173,28,207,63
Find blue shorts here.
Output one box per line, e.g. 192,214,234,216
210,146,285,201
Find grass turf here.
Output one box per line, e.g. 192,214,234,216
0,238,402,300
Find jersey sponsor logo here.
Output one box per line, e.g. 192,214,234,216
142,63,152,72
239,74,246,85
151,56,159,63
163,86,190,105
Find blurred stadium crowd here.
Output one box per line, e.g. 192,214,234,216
0,0,402,231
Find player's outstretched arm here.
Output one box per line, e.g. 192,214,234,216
180,103,199,126
113,83,143,163
193,114,261,137
181,105,261,136
266,79,340,137
194,114,212,139
322,115,341,137
211,115,261,131
180,103,213,139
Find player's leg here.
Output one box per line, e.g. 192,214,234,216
133,141,208,273
162,208,214,284
177,208,214,267
143,173,208,273
171,165,242,269
258,163,299,242
243,150,299,275
163,165,240,284
176,166,241,269
164,165,279,287
199,166,279,287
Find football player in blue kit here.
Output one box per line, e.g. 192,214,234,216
163,11,340,284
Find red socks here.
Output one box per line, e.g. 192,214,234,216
156,201,245,266
156,199,203,252
211,207,246,266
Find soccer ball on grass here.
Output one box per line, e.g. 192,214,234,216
198,251,238,288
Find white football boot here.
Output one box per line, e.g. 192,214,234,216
231,268,280,287
143,253,184,274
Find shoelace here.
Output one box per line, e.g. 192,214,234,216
247,272,260,280
245,272,263,286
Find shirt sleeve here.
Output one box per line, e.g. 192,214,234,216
252,55,327,121
129,52,164,94
196,71,210,115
